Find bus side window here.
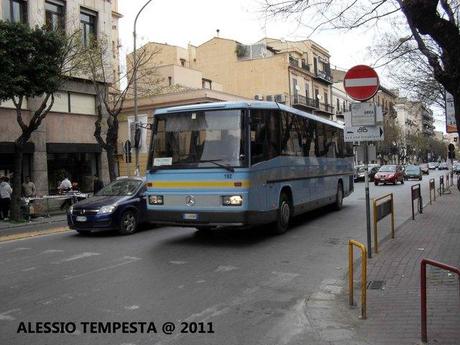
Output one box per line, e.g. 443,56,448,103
281,111,295,155
251,110,281,164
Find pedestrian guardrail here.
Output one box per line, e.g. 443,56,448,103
428,178,436,204
372,193,395,254
420,259,460,343
24,193,88,219
348,240,367,319
411,184,423,220
439,176,445,195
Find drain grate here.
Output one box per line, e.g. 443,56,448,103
367,280,385,290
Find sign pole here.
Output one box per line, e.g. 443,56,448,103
364,141,372,258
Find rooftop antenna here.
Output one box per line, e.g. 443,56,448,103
216,29,220,37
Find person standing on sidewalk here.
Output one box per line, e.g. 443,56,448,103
22,176,36,197
93,175,104,195
0,176,13,220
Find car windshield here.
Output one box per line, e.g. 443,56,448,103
150,109,245,169
379,165,396,172
96,179,142,196
406,166,419,172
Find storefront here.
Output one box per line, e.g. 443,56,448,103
47,143,101,194
0,142,34,180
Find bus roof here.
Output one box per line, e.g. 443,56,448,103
153,101,343,129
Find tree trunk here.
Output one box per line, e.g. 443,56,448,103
10,145,24,221
106,146,118,182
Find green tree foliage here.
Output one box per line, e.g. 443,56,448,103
0,21,74,221
0,22,65,103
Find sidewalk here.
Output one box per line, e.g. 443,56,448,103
303,186,460,345
0,214,68,236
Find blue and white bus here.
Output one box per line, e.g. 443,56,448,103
146,101,354,234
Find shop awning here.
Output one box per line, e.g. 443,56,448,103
0,142,35,154
46,143,102,153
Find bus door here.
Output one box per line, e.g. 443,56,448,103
250,109,281,212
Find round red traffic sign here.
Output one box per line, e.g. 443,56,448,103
343,65,380,101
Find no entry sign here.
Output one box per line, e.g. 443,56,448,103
344,65,380,101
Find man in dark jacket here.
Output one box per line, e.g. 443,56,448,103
93,175,104,195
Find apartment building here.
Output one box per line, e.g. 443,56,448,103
120,42,246,176
395,99,435,138
0,0,119,194
190,37,334,118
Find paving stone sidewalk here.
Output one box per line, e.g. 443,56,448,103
355,187,459,344
303,187,460,345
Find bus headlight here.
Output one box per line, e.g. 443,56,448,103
222,195,243,206
149,195,164,205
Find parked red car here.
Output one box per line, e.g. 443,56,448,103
374,165,405,185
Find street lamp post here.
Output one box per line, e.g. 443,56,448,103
133,0,153,176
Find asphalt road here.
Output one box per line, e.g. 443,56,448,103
0,169,450,345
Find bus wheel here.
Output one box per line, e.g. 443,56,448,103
272,193,291,234
333,182,344,211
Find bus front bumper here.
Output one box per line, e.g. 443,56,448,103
147,209,276,227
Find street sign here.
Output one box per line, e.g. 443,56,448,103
344,125,384,142
344,65,380,101
344,107,384,142
351,102,376,126
445,92,456,133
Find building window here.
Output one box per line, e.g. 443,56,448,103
45,1,64,31
168,76,172,86
180,58,186,67
323,91,328,105
336,98,340,113
2,0,27,23
202,78,212,90
80,8,97,47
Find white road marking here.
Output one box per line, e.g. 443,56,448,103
0,308,20,321
21,267,36,272
214,265,238,272
124,305,140,311
63,256,141,280
7,247,31,253
169,260,187,265
41,249,64,254
54,252,100,263
195,280,206,284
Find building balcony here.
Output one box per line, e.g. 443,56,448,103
289,56,300,68
292,95,334,114
301,62,310,72
314,70,333,84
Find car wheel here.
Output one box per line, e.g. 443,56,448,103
118,210,137,235
374,182,379,186
419,176,422,181
401,178,404,184
272,193,291,235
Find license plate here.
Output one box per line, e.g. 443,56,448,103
183,213,198,220
76,216,87,222
380,179,385,181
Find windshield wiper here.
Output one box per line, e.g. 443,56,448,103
197,159,235,172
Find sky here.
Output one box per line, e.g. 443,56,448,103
117,0,446,132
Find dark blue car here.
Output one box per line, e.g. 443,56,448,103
67,177,148,235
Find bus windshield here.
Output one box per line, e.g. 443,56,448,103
149,109,246,169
